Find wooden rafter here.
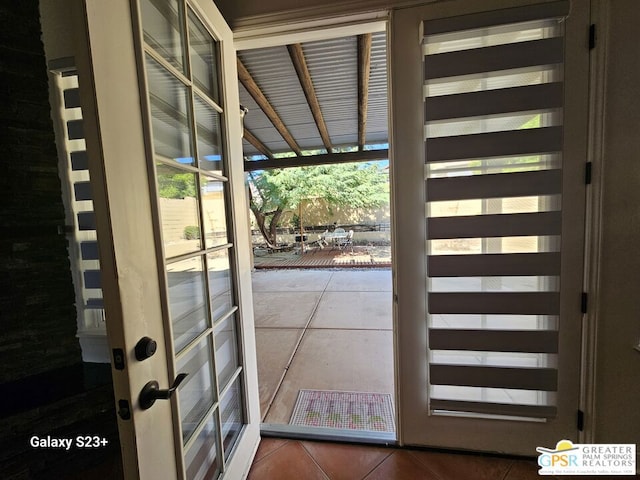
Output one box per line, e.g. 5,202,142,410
357,33,372,151
243,128,274,159
287,43,333,153
244,148,388,172
237,58,302,156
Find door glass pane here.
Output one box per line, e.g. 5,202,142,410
184,412,220,480
146,55,194,166
177,335,216,443
214,314,238,389
220,376,243,460
157,164,201,257
194,94,223,174
201,176,228,248
188,9,220,103
207,249,233,321
167,256,209,352
141,0,186,73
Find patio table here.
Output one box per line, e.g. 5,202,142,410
321,232,349,249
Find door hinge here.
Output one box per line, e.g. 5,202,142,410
581,292,588,314
577,409,585,431
589,24,596,50
585,162,592,185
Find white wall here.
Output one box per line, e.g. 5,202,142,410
592,0,640,445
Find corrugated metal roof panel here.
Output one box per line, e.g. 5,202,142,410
302,36,358,148
238,30,388,159
367,31,388,146
238,47,322,153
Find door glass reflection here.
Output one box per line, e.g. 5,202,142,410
146,55,193,166
156,163,201,257
188,9,220,102
184,411,220,480
220,376,243,460
207,249,233,322
167,256,209,352
177,335,216,443
200,176,228,248
194,94,223,174
214,314,238,389
141,0,186,73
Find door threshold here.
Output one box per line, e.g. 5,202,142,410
260,423,397,446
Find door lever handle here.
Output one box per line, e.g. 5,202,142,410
139,373,188,410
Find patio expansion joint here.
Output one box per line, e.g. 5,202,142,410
261,271,335,421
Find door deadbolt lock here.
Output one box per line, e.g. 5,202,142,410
134,336,157,361
139,373,188,410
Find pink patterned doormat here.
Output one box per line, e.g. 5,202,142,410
289,390,395,433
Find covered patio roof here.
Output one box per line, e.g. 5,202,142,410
237,30,389,171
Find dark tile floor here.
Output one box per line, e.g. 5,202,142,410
248,437,560,480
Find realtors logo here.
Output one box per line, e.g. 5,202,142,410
537,440,636,475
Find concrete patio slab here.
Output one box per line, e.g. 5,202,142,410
325,269,392,292
310,291,392,330
263,329,394,425
255,328,304,417
252,269,333,293
253,291,322,328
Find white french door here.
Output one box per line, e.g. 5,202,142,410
392,0,590,454
75,0,260,478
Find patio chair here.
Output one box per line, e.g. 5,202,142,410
316,230,329,249
336,230,354,252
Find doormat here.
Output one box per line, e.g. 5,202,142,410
289,390,395,433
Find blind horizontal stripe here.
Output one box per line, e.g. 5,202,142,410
84,270,102,289
425,126,563,162
425,83,563,121
86,298,104,308
63,88,81,109
430,399,557,418
428,252,561,277
429,329,559,353
80,241,99,260
424,37,563,80
426,169,562,202
430,364,557,390
429,292,560,315
66,119,84,140
423,1,569,36
428,211,561,239
74,181,92,201
70,151,88,170
77,212,96,231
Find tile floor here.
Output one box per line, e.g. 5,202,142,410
248,437,557,480
251,269,394,425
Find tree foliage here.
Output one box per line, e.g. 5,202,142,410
248,162,388,247
157,172,196,199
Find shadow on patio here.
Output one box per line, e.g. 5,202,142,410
251,268,395,435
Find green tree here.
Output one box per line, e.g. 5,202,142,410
157,171,197,199
248,162,388,247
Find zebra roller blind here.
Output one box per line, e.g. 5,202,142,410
424,1,570,419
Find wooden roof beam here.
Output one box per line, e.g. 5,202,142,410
357,33,372,152
243,128,274,159
287,43,333,153
244,148,388,172
237,58,302,156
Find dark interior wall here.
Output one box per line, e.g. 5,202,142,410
0,1,121,477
